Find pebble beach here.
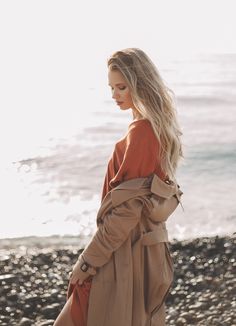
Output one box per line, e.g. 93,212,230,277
0,234,235,326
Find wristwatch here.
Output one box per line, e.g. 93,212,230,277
80,261,90,272
79,255,97,275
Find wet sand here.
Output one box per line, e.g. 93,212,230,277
0,234,235,325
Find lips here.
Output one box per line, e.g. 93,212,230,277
116,101,123,105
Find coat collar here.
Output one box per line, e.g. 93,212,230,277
111,173,178,207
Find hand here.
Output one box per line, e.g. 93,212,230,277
69,255,96,285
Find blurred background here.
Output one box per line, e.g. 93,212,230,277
0,0,235,242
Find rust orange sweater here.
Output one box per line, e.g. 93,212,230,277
67,119,167,326
101,119,167,200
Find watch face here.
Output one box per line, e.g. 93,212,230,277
81,262,89,272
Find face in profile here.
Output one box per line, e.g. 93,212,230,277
108,68,136,111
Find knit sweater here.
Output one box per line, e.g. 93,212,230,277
101,118,167,201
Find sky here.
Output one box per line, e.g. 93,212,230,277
1,0,235,89
0,0,235,83
0,0,235,162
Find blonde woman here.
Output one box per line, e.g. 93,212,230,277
53,48,183,326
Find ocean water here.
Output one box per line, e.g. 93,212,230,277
1,53,236,241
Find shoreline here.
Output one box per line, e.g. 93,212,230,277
0,235,89,250
0,231,234,249
0,233,235,325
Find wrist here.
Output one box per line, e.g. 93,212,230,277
79,255,97,275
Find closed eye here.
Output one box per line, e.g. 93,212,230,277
110,86,126,91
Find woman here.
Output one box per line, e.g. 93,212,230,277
53,48,183,326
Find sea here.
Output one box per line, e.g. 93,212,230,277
1,53,236,243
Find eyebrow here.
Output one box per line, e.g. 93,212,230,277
108,83,125,86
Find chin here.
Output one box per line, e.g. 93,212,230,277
120,105,129,110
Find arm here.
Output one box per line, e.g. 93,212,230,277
69,197,144,284
82,196,144,267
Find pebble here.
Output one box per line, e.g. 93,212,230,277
176,317,187,325
19,317,33,326
42,303,61,319
37,320,55,326
179,312,195,322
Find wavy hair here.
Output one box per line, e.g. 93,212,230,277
107,47,184,182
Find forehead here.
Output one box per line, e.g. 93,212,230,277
108,69,126,86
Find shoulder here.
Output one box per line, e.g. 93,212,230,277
128,118,152,131
127,119,156,141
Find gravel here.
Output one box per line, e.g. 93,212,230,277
0,234,235,326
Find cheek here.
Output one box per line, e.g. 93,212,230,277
124,91,133,103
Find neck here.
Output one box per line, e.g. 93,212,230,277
132,109,142,120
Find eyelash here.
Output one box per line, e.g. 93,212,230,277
111,86,126,91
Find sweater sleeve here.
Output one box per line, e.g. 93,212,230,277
109,120,160,188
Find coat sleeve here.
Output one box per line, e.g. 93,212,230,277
81,197,144,268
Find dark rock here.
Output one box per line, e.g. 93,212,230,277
23,304,32,315
0,274,17,282
41,303,61,319
0,255,10,262
38,320,55,326
176,317,187,325
0,315,11,323
19,317,33,326
179,312,195,322
25,294,41,304
7,291,19,301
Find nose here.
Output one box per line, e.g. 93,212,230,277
112,89,120,100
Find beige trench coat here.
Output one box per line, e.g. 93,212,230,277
82,173,176,326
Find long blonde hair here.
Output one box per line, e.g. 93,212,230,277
107,48,184,182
